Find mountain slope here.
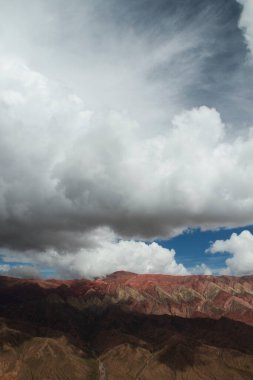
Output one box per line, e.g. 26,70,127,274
1,272,252,325
0,273,253,379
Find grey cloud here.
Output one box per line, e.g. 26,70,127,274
0,60,252,254
0,264,41,279
0,0,252,271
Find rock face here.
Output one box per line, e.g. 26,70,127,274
1,272,252,325
0,272,253,379
101,272,253,325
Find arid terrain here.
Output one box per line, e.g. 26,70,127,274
0,272,253,379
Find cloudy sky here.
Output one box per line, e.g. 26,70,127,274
0,0,252,279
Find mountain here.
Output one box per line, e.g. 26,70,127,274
0,272,253,379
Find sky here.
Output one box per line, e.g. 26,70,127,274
0,0,252,279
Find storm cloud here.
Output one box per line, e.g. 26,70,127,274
0,0,252,277
0,59,252,252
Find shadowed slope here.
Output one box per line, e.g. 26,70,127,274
0,273,253,379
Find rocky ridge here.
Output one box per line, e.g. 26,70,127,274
1,271,252,325
0,272,253,379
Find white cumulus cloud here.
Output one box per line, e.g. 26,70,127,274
46,240,188,278
0,228,188,278
208,230,253,275
190,263,212,276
